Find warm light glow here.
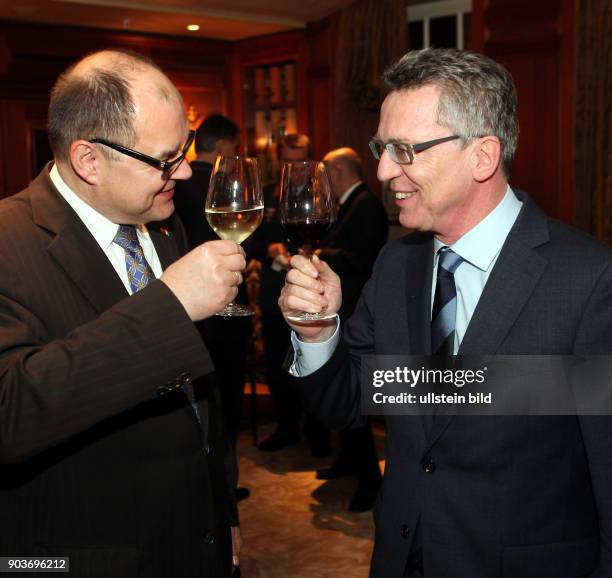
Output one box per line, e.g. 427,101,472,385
186,24,200,31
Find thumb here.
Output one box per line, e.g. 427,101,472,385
311,253,332,277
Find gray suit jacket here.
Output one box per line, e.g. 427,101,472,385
294,191,612,578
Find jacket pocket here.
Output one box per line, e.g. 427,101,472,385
502,536,598,578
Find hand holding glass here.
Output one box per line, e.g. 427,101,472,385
205,156,263,317
279,160,336,322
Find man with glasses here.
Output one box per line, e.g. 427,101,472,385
0,50,244,577
279,48,612,577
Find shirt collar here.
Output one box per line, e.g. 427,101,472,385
338,181,363,205
49,163,123,252
434,185,523,272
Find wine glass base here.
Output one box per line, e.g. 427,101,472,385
216,304,255,317
287,311,337,323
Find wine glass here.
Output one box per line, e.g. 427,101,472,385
278,160,337,322
205,156,264,317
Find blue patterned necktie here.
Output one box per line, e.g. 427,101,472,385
431,247,464,355
112,224,201,424
112,225,154,294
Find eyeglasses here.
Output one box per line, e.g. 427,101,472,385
368,135,460,165
91,130,195,179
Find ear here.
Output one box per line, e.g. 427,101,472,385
471,136,501,182
70,140,101,185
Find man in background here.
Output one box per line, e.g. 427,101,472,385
315,147,388,512
0,50,244,577
254,133,329,456
174,116,251,504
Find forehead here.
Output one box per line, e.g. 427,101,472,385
378,85,442,140
281,146,309,162
133,82,187,153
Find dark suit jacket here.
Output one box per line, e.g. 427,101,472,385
319,182,388,320
0,167,237,577
294,191,612,578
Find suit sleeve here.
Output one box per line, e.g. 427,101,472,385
0,262,213,463
574,260,612,577
291,243,392,430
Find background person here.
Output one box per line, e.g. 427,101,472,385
315,147,388,512
253,133,329,457
174,114,251,502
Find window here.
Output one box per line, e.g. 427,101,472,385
407,0,472,50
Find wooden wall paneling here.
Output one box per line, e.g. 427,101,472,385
0,99,29,198
469,0,575,224
306,15,337,161
0,21,233,193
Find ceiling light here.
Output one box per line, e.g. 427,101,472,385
187,24,200,31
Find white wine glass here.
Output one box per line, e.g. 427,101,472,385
205,155,264,317
279,160,336,323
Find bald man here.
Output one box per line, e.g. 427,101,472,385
0,50,244,577
314,148,388,511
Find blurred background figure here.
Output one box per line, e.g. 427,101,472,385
252,133,330,457
316,147,388,512
174,114,252,502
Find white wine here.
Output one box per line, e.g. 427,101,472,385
206,206,264,243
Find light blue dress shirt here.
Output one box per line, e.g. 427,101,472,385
292,186,523,374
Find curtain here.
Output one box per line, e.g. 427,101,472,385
332,0,407,197
574,0,611,243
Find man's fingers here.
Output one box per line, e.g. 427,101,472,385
290,254,319,277
286,268,324,293
205,240,245,256
284,284,327,308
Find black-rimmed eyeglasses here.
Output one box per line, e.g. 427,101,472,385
369,135,460,165
91,130,195,179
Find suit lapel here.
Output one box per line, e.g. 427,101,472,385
31,169,128,314
425,196,550,450
397,235,435,438
148,223,182,270
402,234,434,356
337,182,367,223
459,195,549,355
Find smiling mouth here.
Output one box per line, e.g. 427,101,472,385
395,191,417,200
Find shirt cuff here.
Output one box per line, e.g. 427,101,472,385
289,316,341,377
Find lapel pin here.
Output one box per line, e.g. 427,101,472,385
160,227,170,237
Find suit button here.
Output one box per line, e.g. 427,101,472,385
203,443,210,455
422,456,436,473
204,531,215,544
400,524,410,540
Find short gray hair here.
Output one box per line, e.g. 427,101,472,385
383,48,519,175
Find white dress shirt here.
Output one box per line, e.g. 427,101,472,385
291,185,523,374
49,164,163,295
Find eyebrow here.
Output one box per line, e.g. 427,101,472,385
157,131,190,160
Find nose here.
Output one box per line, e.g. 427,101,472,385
376,148,402,183
172,157,192,181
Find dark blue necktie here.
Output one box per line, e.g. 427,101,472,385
431,247,464,355
113,224,201,423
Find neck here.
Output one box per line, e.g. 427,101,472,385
434,178,508,245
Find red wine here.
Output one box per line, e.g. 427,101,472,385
282,219,332,249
